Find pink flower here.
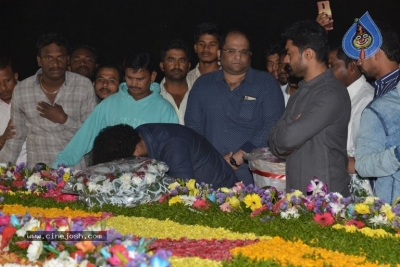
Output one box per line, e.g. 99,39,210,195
313,212,335,227
0,215,10,226
251,205,267,218
57,194,77,202
193,199,210,210
344,219,365,229
57,180,66,188
219,202,232,212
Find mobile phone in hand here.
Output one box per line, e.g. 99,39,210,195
317,1,333,30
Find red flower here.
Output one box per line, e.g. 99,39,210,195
313,212,334,227
0,226,16,250
193,199,210,210
15,240,31,249
12,180,24,188
251,205,267,218
273,198,286,214
158,193,171,203
344,219,365,229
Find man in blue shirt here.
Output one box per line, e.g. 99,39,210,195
185,30,285,185
91,124,239,189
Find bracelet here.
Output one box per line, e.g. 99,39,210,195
230,157,240,168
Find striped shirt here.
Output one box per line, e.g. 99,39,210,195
373,69,400,98
0,69,97,169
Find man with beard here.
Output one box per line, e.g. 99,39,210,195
346,18,400,203
53,51,178,169
68,44,98,80
93,64,123,101
159,39,191,125
185,30,284,185
0,33,97,168
268,20,351,195
187,22,221,85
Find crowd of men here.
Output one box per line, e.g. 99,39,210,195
1,15,400,203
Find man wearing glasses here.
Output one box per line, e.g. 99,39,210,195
185,30,285,185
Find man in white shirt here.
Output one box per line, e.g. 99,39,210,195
159,39,192,125
265,43,291,106
328,44,374,195
0,58,26,164
187,22,221,86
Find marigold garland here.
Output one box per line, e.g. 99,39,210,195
106,216,271,240
1,204,104,218
230,236,392,267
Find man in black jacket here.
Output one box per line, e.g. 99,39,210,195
92,123,239,189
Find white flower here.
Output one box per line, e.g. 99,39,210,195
144,172,157,185
100,179,113,193
369,214,390,227
180,195,196,206
16,217,40,237
328,202,345,215
120,173,132,186
87,181,101,192
43,251,77,267
0,163,7,167
280,207,300,219
26,173,43,189
6,170,14,178
27,241,43,262
132,177,143,186
324,192,343,203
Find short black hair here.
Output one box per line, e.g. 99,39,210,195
220,29,251,51
0,57,16,73
282,20,329,64
123,51,156,74
160,39,191,62
193,22,221,43
265,43,284,59
69,44,98,61
329,42,353,67
93,63,124,84
36,33,69,56
375,21,400,63
92,124,141,165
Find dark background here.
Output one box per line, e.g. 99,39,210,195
1,0,399,82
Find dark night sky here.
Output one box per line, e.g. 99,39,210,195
1,0,399,81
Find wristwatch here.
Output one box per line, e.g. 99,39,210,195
230,156,240,167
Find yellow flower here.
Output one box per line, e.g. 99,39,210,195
243,194,262,211
228,196,241,209
168,181,180,190
386,210,395,222
220,187,232,193
354,203,370,214
63,173,70,182
364,196,377,205
186,179,199,196
168,196,183,206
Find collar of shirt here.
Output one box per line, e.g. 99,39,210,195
35,68,70,87
298,68,333,89
373,68,400,98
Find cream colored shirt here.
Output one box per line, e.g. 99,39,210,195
160,78,192,125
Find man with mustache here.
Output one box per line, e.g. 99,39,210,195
53,51,178,169
68,44,98,80
93,64,123,101
185,30,285,185
0,33,97,168
187,22,221,85
159,39,191,125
